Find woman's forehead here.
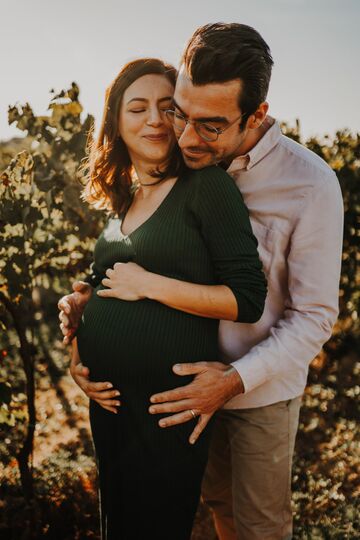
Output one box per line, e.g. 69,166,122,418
124,74,174,101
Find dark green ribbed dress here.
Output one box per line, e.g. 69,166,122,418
76,165,266,540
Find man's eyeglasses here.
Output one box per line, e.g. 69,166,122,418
165,109,244,142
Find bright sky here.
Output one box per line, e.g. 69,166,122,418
1,0,359,142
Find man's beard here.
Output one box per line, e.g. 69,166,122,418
181,146,219,169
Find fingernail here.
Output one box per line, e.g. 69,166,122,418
106,383,113,388
190,438,195,445
149,407,155,413
115,401,121,406
150,397,156,403
159,420,166,427
114,391,120,396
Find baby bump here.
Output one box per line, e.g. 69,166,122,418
76,287,219,390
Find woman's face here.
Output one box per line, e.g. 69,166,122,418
118,74,175,168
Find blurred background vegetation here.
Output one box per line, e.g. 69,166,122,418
0,86,359,539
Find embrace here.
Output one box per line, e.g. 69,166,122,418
58,23,343,540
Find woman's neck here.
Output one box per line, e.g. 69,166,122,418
131,158,169,198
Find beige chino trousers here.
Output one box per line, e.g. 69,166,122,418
202,396,302,540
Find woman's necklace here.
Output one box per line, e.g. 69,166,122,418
130,176,166,194
138,177,166,187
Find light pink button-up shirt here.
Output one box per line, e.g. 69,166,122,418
220,118,344,409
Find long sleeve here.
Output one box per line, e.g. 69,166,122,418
231,171,343,393
191,166,267,323
83,261,103,288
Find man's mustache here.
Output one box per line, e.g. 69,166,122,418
182,146,215,154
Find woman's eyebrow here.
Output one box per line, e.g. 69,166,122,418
127,97,147,104
127,96,173,105
172,99,228,124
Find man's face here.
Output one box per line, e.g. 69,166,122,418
173,72,248,169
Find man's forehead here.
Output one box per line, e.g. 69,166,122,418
174,72,242,115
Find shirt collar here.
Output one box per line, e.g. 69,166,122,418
227,117,281,174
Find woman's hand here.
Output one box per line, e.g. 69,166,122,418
97,262,150,301
70,339,121,414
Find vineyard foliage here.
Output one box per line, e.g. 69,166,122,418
0,86,359,538
0,85,103,427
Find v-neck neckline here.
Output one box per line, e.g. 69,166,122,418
118,176,182,239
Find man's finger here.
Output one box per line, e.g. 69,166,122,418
72,281,91,293
60,322,72,336
105,268,114,278
172,362,208,376
58,298,71,314
59,311,69,325
158,409,198,428
63,331,76,345
189,414,212,444
149,399,190,415
150,386,190,404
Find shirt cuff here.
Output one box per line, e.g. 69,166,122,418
231,353,270,394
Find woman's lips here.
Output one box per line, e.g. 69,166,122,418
143,134,168,142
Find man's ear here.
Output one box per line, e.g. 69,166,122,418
247,102,269,130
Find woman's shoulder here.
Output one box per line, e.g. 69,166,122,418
186,164,231,180
185,165,240,197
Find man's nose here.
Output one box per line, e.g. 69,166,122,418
177,122,202,147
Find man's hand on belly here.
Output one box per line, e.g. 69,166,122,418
58,281,93,344
149,362,245,443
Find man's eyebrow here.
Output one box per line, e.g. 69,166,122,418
159,96,173,103
127,96,173,105
173,99,229,124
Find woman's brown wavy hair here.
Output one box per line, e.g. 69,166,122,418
82,58,184,216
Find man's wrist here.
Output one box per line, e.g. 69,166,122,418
225,366,245,397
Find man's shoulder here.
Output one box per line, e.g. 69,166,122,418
278,133,335,183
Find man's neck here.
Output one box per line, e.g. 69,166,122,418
231,115,273,162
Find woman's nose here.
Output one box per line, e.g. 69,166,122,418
146,107,163,126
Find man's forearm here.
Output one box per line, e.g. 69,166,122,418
144,273,238,321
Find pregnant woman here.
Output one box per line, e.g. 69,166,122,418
73,58,266,540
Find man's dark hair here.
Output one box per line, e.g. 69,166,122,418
181,23,274,126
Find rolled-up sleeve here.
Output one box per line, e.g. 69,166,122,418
192,167,267,323
232,171,343,392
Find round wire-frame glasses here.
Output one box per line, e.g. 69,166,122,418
165,109,244,142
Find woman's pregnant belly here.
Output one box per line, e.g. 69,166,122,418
76,286,219,394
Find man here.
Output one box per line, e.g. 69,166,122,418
59,23,343,539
